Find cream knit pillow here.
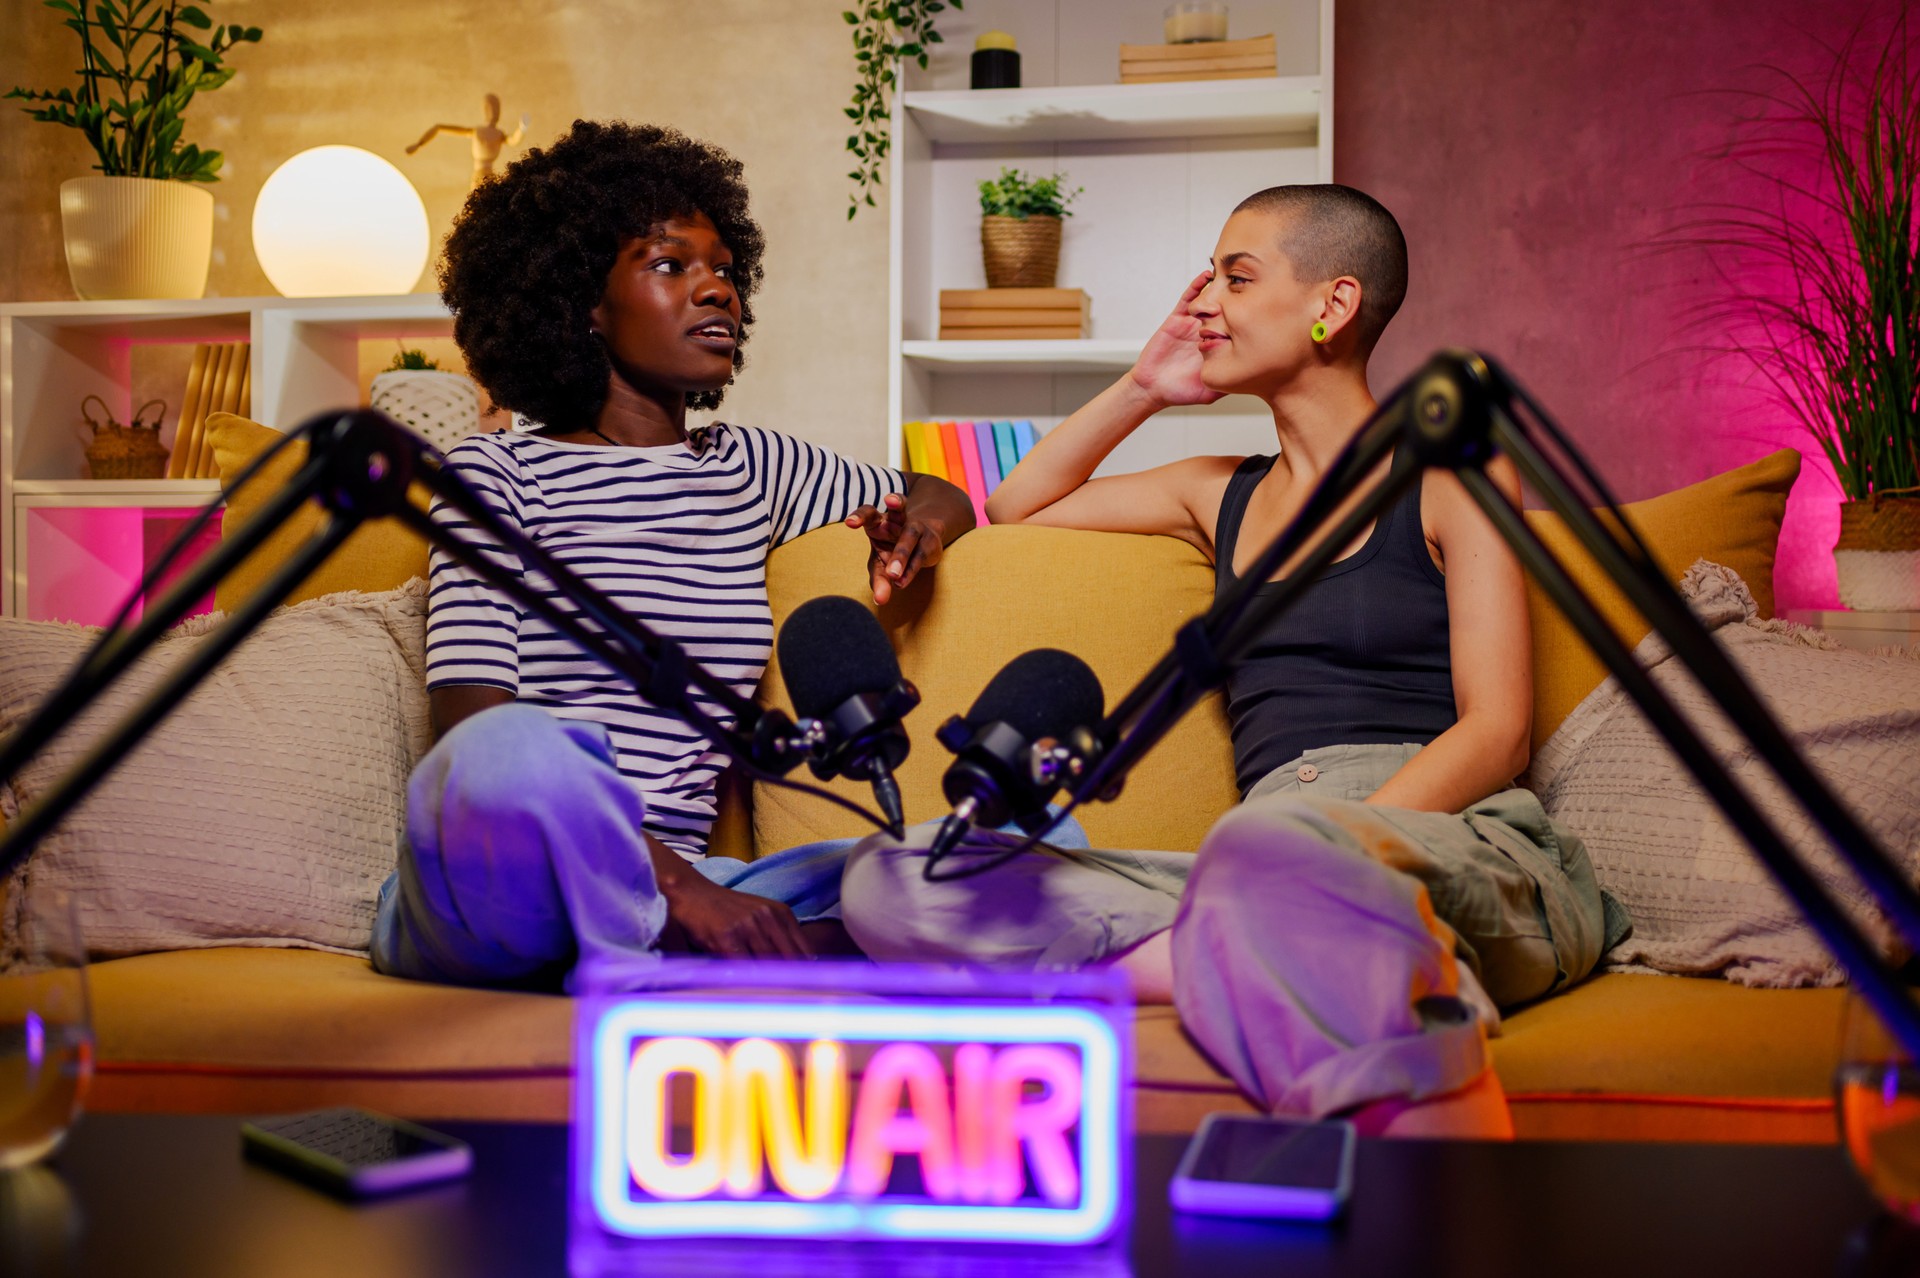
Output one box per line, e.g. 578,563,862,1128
1529,562,1920,987
1,581,430,964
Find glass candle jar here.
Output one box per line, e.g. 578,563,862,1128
1164,2,1228,43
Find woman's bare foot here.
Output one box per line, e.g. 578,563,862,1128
1346,1068,1514,1140
1109,930,1175,1003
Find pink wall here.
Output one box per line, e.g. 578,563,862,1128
1335,0,1905,611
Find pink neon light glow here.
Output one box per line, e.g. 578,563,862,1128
993,1044,1084,1207
621,1036,1089,1207
952,1043,995,1203
846,1043,957,1199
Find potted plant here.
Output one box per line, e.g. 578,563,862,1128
1680,25,1918,609
7,0,262,301
978,168,1082,289
371,347,481,454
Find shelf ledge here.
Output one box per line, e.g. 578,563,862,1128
12,479,225,506
903,76,1322,144
901,339,1143,374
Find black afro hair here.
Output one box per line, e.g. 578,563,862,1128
438,119,766,430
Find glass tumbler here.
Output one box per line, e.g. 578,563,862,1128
1838,990,1920,1222
0,890,94,1169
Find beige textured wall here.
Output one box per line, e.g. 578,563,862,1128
0,0,892,460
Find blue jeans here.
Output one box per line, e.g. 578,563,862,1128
369,702,1088,990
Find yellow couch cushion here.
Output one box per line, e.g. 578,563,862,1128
1519,448,1799,749
756,524,1240,858
83,948,1841,1143
752,450,1800,856
208,413,432,613
88,947,569,1075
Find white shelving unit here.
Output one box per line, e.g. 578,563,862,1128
886,0,1334,475
1,293,453,620
902,76,1324,144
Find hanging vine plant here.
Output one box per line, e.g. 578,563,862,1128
843,0,961,220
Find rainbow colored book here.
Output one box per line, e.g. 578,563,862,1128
917,420,952,481
972,420,1003,495
992,420,1018,479
902,420,935,476
953,423,991,526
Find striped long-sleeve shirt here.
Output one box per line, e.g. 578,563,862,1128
425,424,904,859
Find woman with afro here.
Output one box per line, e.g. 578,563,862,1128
370,120,973,987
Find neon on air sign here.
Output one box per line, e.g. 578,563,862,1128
570,963,1129,1249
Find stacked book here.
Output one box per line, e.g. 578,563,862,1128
938,288,1089,341
166,341,252,479
1118,34,1278,84
902,419,1039,526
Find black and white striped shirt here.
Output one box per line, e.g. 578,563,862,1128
425,424,904,859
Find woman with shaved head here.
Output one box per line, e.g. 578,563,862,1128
842,185,1627,1139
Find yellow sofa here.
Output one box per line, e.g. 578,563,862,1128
74,424,1841,1143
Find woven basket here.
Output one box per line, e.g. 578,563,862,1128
1836,496,1920,610
981,215,1061,289
1837,497,1920,552
84,423,169,480
370,370,482,453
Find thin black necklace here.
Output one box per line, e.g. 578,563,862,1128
585,425,699,449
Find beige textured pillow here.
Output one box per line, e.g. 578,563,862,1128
1,581,431,964
1529,562,1920,987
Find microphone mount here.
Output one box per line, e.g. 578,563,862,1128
795,680,921,775
1027,726,1106,794
0,408,899,881
1064,348,1920,1061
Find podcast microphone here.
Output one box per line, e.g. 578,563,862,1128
925,649,1105,873
776,596,919,838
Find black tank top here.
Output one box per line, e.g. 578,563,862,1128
1214,455,1456,795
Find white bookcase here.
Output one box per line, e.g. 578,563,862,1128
1,294,453,621
886,0,1334,475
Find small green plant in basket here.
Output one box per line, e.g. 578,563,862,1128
977,168,1082,220
978,169,1082,289
385,347,441,372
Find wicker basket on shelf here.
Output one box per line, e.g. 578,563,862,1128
981,215,1062,289
371,370,482,454
81,394,169,480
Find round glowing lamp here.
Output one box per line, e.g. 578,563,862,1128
252,145,430,296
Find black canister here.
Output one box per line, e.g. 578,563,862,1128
971,33,1020,89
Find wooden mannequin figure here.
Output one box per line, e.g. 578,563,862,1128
406,93,528,189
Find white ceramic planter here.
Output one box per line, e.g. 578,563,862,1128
371,370,482,453
1835,550,1920,611
59,176,214,300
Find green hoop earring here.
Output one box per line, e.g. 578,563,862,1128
1310,321,1329,344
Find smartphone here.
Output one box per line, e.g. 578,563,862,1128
1169,1113,1357,1221
242,1107,473,1200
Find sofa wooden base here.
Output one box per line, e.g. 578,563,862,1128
75,948,1844,1145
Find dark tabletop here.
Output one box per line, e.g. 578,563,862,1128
0,1113,1908,1278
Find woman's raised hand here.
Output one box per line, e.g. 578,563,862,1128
1127,271,1227,410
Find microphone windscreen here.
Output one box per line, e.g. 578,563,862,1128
778,596,902,719
965,649,1104,742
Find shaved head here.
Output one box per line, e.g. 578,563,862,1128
1232,184,1407,352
